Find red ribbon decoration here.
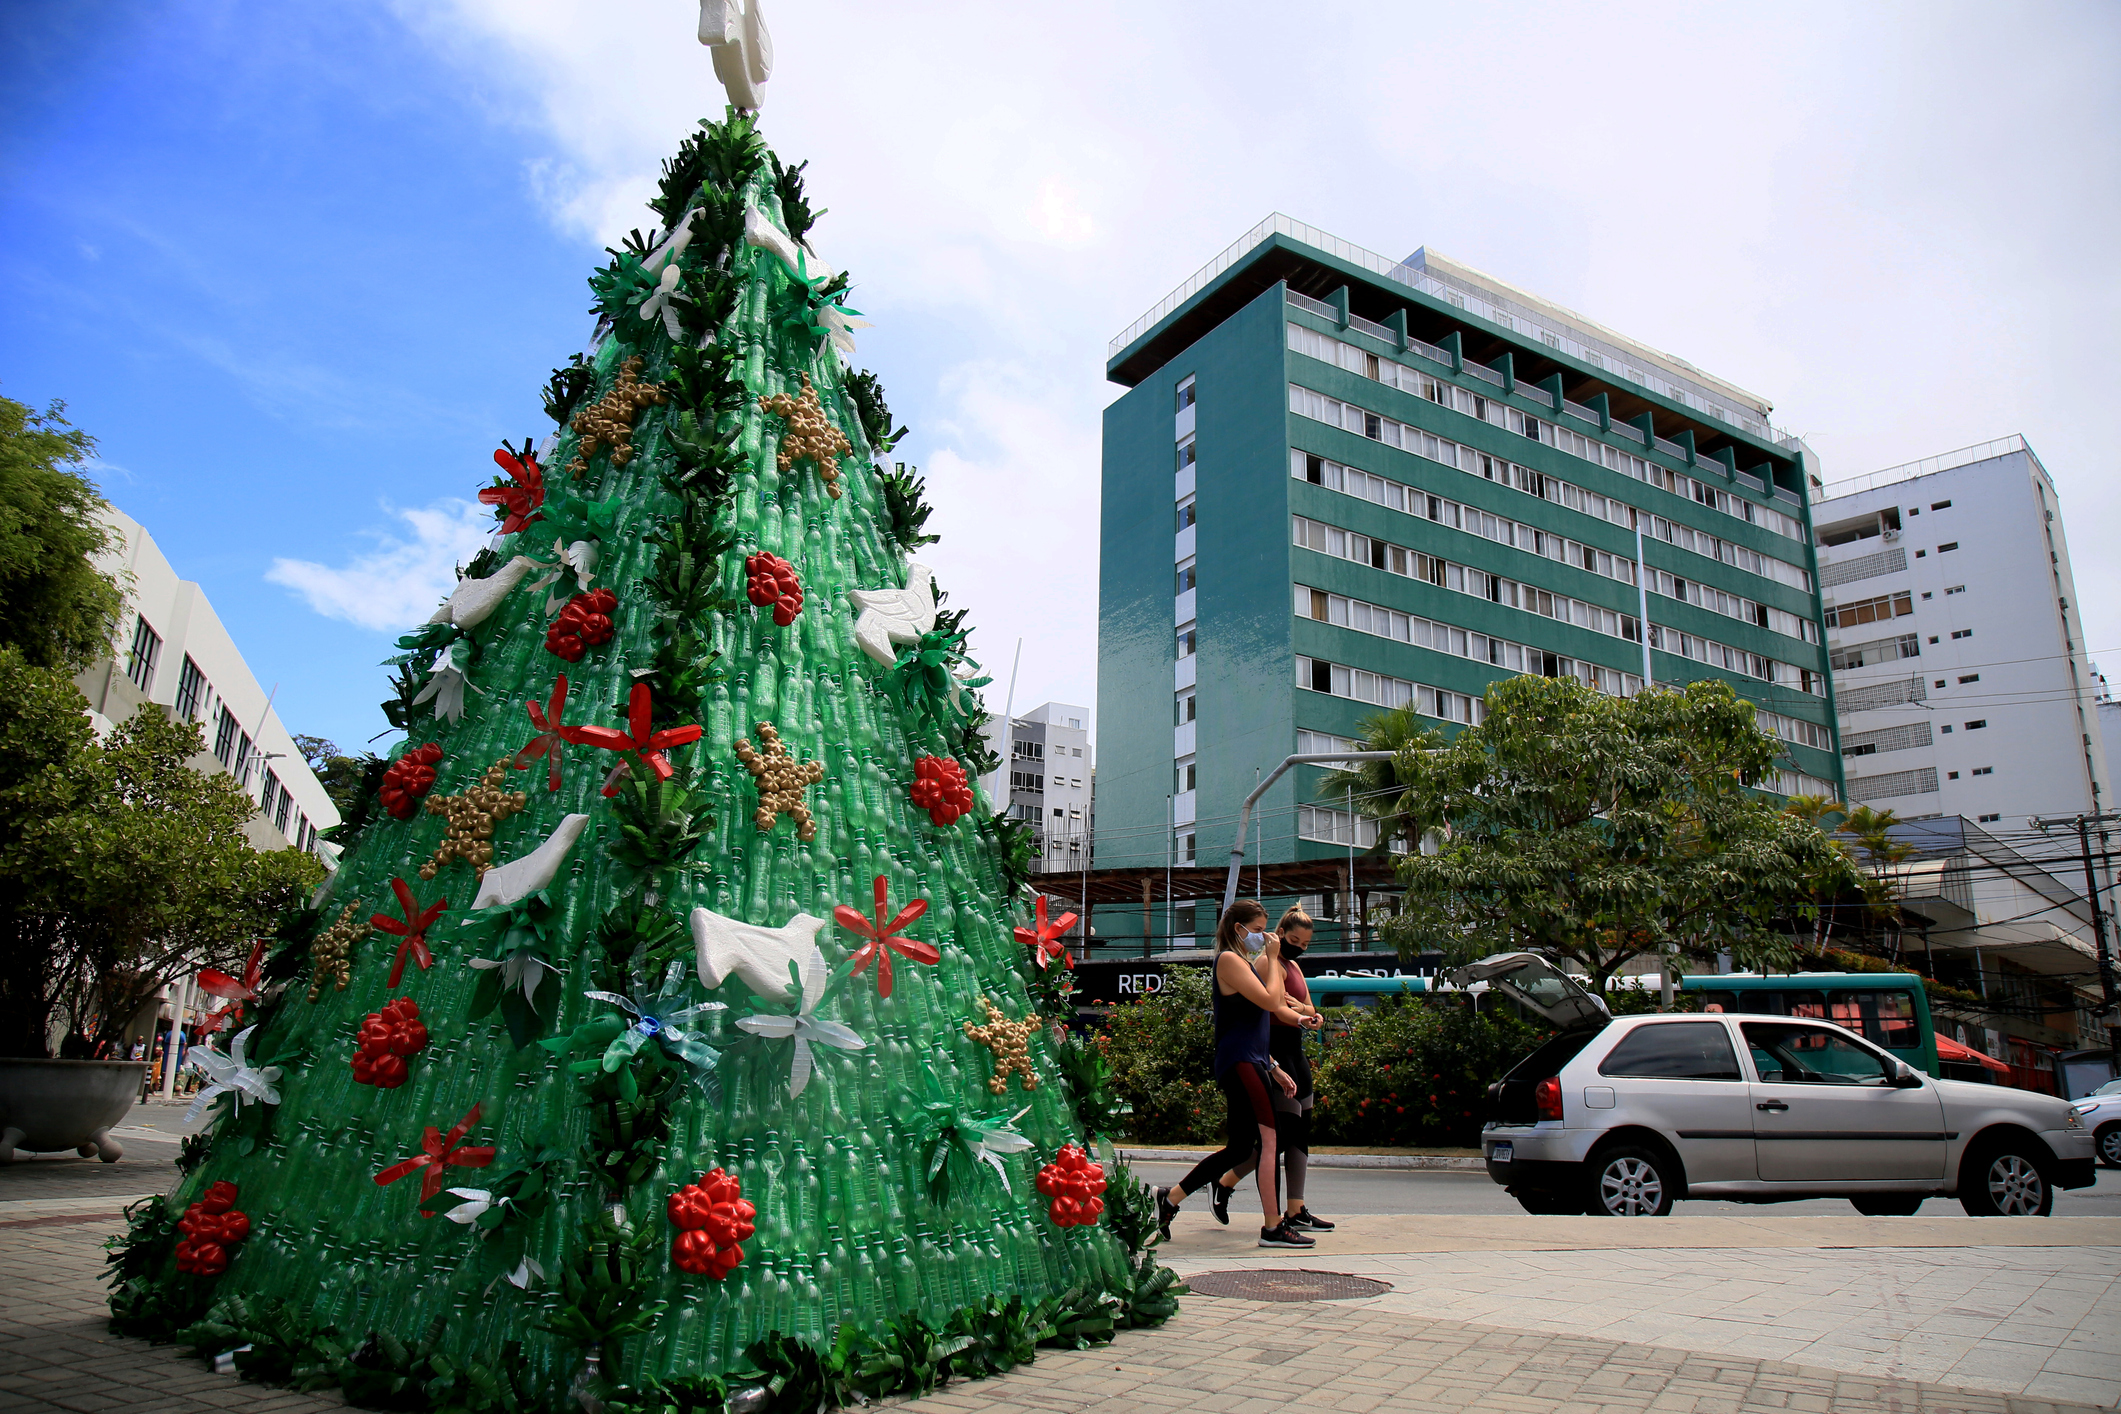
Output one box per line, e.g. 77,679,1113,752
832,875,938,999
1015,894,1080,972
561,682,703,797
195,939,265,1034
479,445,545,535
371,878,446,990
513,676,578,793
374,1102,496,1211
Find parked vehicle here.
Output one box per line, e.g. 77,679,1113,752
1456,953,2096,1218
1680,972,1939,1077
2069,1079,2121,1169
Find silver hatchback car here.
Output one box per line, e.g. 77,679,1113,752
1456,953,2097,1217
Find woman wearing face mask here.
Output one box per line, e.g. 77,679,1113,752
1152,899,1314,1249
1208,907,1331,1234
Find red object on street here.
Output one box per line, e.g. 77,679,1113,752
351,999,429,1089
378,743,445,820
175,1181,252,1276
744,552,804,627
667,1168,755,1278
1035,1145,1106,1228
909,755,974,826
545,588,618,662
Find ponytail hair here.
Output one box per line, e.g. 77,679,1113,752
1214,899,1267,955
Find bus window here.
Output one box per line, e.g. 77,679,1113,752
1829,990,1917,1050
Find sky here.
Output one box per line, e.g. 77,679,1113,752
4,1,2118,759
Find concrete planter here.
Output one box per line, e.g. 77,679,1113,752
0,1058,147,1162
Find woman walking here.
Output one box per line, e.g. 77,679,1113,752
1209,907,1333,1233
1153,900,1314,1249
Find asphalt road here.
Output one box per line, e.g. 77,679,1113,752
1131,1159,2121,1219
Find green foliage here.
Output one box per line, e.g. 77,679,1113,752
1381,676,1865,985
606,1372,731,1414
0,395,124,674
594,897,691,996
1095,966,1221,1145
542,354,598,426
378,661,426,735
1311,996,1548,1148
945,1294,1044,1378
843,369,906,455
546,1209,666,1351
769,153,825,246
1050,1028,1131,1144
845,1311,969,1401
877,463,939,552
1312,703,1435,854
1098,1157,1160,1259
1115,1247,1186,1328
176,1131,212,1175
738,1330,858,1414
292,735,378,821
695,108,769,192
985,811,1037,900
885,611,990,743
104,1195,200,1335
460,891,568,1050
317,752,390,856
638,496,735,724
606,766,711,886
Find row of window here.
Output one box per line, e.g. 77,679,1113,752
1286,321,1805,541
1288,382,1811,596
1646,624,1824,695
1751,707,1835,753
1298,803,1407,853
1824,591,1913,630
1829,633,1921,671
1643,566,1816,644
1296,654,1485,723
1295,583,1646,700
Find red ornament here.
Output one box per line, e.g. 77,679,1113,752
1015,894,1080,972
909,755,974,827
561,682,703,797
479,445,546,536
378,743,445,820
195,940,265,1034
370,878,446,990
1035,1145,1107,1228
667,1167,755,1278
351,998,429,1089
374,1103,496,1213
832,875,938,999
744,552,804,627
514,676,579,793
174,1181,252,1275
544,588,619,662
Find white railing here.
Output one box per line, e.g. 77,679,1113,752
1819,435,2032,499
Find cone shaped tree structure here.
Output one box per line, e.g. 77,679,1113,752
110,111,1152,1405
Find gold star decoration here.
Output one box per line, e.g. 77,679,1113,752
566,355,667,480
419,757,530,880
308,904,372,1003
758,374,852,499
963,996,1040,1095
734,721,823,841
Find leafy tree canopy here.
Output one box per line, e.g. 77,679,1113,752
292,733,378,820
0,395,125,674
0,649,325,1056
1379,675,1862,986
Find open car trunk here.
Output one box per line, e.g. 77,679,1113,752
1451,952,1612,1126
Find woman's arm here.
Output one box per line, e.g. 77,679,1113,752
1216,948,1282,1009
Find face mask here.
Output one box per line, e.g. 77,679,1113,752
1281,939,1307,960
1240,929,1267,956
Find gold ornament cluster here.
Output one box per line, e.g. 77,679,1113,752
308,904,372,1002
566,355,667,480
734,722,823,841
963,996,1040,1094
758,374,851,499
420,757,529,879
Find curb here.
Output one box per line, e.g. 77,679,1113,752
1119,1148,1484,1172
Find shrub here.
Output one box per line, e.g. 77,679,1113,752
1096,966,1222,1145
1312,997,1548,1148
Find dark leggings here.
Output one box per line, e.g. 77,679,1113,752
1231,1106,1309,1204
1178,1063,1279,1216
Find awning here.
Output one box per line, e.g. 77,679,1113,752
1935,1034,2010,1075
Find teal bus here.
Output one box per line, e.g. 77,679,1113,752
1680,972,1942,1078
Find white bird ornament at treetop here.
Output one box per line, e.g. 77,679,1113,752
847,561,937,668
428,555,538,631
690,907,830,1011
698,0,772,110
473,813,591,910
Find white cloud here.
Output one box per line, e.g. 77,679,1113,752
266,499,493,631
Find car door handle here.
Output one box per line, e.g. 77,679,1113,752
1756,1101,1789,1112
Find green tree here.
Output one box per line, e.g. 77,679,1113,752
292,733,377,819
1380,675,1862,986
1312,997,1547,1148
1313,703,1438,854
1096,966,1220,1143
0,396,125,673
0,648,324,1056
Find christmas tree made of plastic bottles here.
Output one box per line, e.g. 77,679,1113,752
109,109,1136,1406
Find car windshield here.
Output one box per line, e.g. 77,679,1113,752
2093,1079,2121,1096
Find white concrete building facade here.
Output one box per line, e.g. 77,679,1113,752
75,506,340,855
1813,437,2109,834
998,701,1093,876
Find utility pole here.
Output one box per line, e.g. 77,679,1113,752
2032,810,2121,1066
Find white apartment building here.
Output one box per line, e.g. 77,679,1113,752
996,702,1093,876
75,506,340,855
1813,437,2109,834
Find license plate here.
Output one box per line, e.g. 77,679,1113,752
1490,1142,1513,1163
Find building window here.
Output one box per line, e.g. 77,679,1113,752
1176,626,1196,659
174,657,207,721
1175,759,1196,793
1052,808,1063,819
1178,831,1195,864
232,732,254,787
1948,771,1959,780
1958,674,1980,684
212,706,239,767
1176,377,1196,412
273,779,293,832
1971,767,1993,776
1829,634,1920,671
1175,561,1197,594
1950,629,1971,640
1937,542,1959,553
260,773,280,821
1977,813,2000,823
1822,592,1913,629
125,615,162,693
1931,500,1952,511
1934,680,1947,689
1176,691,1196,724
1945,584,1966,595
1177,438,1196,471
1176,497,1196,531
1965,720,1987,730
1072,745,1083,755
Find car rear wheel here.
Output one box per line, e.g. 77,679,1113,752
1511,1189,1581,1215
1586,1146,1676,1217
1959,1144,2054,1217
2095,1123,2121,1170
1849,1194,1925,1217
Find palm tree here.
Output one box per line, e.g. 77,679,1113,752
1314,704,1443,858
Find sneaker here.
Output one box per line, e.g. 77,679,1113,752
1154,1186,1181,1242
1289,1206,1335,1231
1258,1220,1316,1249
1209,1181,1233,1227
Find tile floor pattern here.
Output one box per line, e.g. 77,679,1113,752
1160,1246,2121,1410
1,1215,2112,1414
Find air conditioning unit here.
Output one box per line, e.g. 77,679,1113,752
1882,528,1901,542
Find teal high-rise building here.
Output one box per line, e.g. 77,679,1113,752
1097,218,1843,941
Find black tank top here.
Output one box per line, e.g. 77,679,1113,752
1211,954,1271,1079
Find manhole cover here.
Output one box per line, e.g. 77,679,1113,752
1185,1269,1392,1302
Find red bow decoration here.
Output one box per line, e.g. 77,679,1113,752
479,445,545,535
513,676,579,793
379,743,444,820
374,1102,496,1211
561,682,703,797
545,588,618,663
667,1168,755,1279
1015,894,1080,971
352,998,429,1089
909,755,974,827
175,1181,251,1275
371,878,447,990
196,940,264,1034
833,875,938,999
1036,1145,1107,1228
744,551,804,627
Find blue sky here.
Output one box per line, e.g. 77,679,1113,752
5,1,2118,758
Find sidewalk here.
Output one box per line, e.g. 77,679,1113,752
1120,1146,1483,1171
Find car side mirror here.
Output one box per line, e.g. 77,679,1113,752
1889,1064,1923,1089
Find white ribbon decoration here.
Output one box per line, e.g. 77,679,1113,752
636,262,690,343
442,1187,506,1225
734,1012,864,1098
964,1106,1035,1193
183,1025,282,1127
468,951,562,1010
411,642,476,723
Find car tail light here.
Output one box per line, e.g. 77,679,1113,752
1534,1076,1563,1122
